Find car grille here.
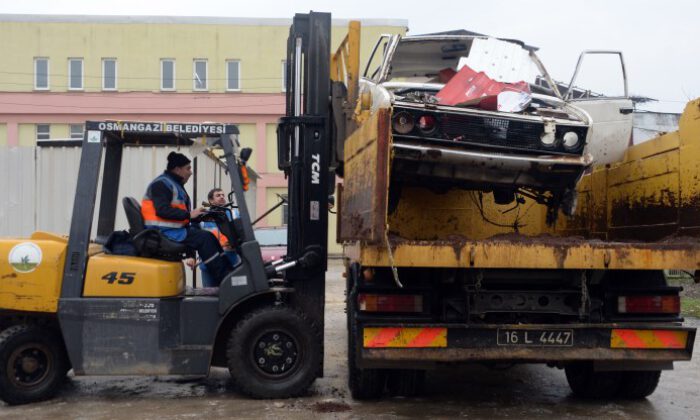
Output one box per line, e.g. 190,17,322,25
441,115,543,150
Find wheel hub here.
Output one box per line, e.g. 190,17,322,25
8,344,51,388
253,331,298,376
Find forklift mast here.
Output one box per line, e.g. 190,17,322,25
277,12,333,329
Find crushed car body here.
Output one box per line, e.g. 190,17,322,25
358,33,632,221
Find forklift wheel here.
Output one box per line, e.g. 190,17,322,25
0,324,68,405
226,306,321,398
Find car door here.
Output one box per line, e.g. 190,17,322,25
565,51,633,165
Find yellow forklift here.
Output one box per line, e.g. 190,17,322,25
0,13,334,405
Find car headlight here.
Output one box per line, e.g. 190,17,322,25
562,131,580,149
392,112,415,134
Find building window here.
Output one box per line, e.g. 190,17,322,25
36,124,50,141
226,60,240,91
161,59,175,91
281,60,287,92
68,58,83,90
34,58,49,90
70,124,84,139
193,59,207,91
102,58,117,90
281,194,289,225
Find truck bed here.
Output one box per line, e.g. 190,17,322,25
345,235,700,270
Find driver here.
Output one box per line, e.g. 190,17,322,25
196,188,241,287
141,152,233,286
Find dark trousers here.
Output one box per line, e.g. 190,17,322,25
182,227,233,286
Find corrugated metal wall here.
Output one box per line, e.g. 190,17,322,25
0,147,36,236
1,145,246,237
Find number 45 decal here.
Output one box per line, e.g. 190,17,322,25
101,272,136,285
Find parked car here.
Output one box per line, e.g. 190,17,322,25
254,226,287,263
359,34,632,221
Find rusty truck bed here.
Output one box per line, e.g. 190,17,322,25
345,235,700,270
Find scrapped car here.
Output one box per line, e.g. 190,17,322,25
254,226,287,263
359,34,633,221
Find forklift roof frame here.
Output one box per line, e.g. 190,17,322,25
59,120,255,299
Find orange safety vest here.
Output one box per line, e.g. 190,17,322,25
201,221,229,247
141,174,190,231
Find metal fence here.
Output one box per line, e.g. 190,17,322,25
0,144,255,238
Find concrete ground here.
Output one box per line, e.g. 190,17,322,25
1,260,698,419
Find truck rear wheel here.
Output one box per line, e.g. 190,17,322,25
618,370,661,399
0,324,68,405
565,362,622,399
387,369,425,397
226,306,321,399
347,334,386,399
347,264,386,400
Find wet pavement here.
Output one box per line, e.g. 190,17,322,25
1,260,698,419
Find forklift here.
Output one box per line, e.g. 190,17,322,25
0,12,333,405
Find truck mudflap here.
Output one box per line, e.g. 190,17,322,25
359,323,696,365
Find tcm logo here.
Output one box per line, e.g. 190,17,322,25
311,153,321,184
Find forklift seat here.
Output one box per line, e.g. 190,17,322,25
122,197,189,261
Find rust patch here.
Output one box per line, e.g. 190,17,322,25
310,401,352,413
1,273,18,280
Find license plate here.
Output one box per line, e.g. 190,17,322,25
497,329,574,347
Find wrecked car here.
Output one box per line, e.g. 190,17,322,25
359,34,633,221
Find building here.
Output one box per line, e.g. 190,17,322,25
0,14,408,253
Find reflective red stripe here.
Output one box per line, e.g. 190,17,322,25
614,329,647,348
407,328,444,347
365,328,401,348
654,330,685,348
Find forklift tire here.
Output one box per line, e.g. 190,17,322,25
617,370,661,399
565,362,622,399
386,369,426,397
0,324,68,405
226,306,321,399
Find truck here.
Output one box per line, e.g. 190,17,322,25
324,19,699,399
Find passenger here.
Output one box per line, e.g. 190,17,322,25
142,152,233,286
197,188,241,287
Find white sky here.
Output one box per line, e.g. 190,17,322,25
2,0,698,113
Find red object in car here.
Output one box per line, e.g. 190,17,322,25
435,64,530,110
254,227,287,263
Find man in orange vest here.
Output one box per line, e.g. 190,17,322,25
196,188,241,287
142,152,233,285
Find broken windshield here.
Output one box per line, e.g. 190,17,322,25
384,36,562,99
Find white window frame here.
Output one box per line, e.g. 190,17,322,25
281,60,287,92
34,57,50,90
36,124,50,141
101,58,117,91
69,124,84,139
226,59,241,92
160,59,176,91
193,59,208,91
281,193,289,225
68,58,83,90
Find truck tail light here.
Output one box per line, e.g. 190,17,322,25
617,295,680,314
358,294,423,313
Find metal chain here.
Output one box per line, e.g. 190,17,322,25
579,271,589,319
384,225,403,288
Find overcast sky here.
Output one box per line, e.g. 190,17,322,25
2,0,697,113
